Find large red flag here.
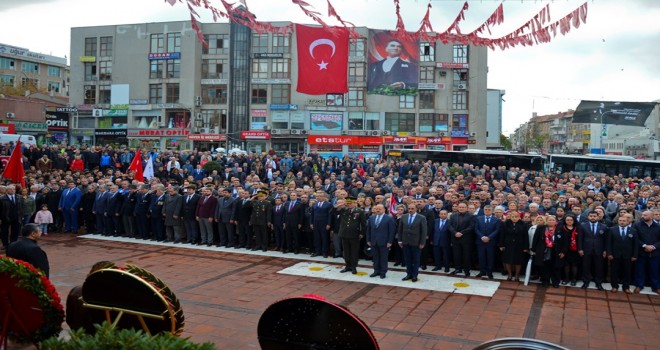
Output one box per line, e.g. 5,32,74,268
127,150,144,182
3,140,25,187
295,24,349,95
389,193,397,216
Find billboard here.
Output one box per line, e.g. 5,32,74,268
310,113,343,131
367,30,419,96
572,100,656,126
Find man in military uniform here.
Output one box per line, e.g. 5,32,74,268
335,196,367,274
246,189,272,252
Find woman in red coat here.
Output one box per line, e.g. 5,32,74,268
70,155,85,172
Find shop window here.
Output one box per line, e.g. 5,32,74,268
251,84,267,104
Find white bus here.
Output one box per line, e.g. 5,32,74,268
0,134,38,147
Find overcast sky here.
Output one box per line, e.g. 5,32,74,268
1,0,658,134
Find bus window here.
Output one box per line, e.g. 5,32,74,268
629,166,642,178
604,163,617,176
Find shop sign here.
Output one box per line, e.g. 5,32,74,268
269,104,298,111
79,56,96,62
418,83,446,90
45,113,69,131
70,130,95,136
251,78,291,84
11,122,47,131
0,124,16,134
426,137,446,145
188,134,227,141
201,79,229,85
95,129,127,137
241,131,271,140
55,107,77,113
129,99,148,105
127,129,190,137
148,52,181,60
253,53,284,59
436,62,469,69
251,109,267,117
307,135,382,146
306,99,326,107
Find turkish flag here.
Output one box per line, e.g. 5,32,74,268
3,140,25,187
295,24,349,95
128,150,144,182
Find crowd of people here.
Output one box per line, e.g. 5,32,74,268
0,142,659,294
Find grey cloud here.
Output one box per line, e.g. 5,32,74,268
0,0,58,11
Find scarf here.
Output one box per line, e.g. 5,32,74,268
544,227,555,248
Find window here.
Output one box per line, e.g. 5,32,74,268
453,44,468,63
0,74,14,86
385,112,415,133
202,59,228,79
21,78,38,88
272,34,290,53
166,83,179,104
21,62,39,73
252,33,269,54
98,84,111,104
203,34,229,54
365,112,380,130
349,38,366,57
100,36,113,56
347,88,365,107
166,60,180,78
149,84,162,104
84,63,97,81
419,66,434,83
47,81,61,93
419,113,448,132
201,85,228,104
47,66,61,77
453,69,468,85
251,84,267,104
348,112,364,130
99,61,112,80
452,91,467,110
0,58,15,70
419,90,434,109
399,95,415,109
150,33,165,53
167,32,181,52
150,61,163,79
271,59,290,79
452,114,469,134
271,84,290,104
271,111,289,129
84,37,97,56
420,42,435,62
84,85,96,104
252,60,268,79
348,62,366,82
200,109,227,131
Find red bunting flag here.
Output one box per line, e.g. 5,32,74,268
128,150,144,182
3,140,25,187
295,24,349,95
389,193,398,216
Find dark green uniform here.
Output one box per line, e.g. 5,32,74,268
246,199,272,251
338,207,367,272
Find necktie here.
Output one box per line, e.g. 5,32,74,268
203,196,208,204
277,205,281,212
486,217,490,225
243,199,247,205
318,202,321,208
11,195,14,203
187,195,191,203
620,227,625,238
440,220,444,229
289,202,294,212
376,215,381,227
591,223,596,235
408,215,413,226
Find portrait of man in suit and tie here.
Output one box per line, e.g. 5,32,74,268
398,204,427,282
367,31,419,95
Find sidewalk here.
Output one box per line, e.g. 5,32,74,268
37,234,660,349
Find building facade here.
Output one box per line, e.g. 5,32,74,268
0,43,69,98
69,20,489,154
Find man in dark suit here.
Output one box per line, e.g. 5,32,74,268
149,185,167,242
578,211,607,290
105,185,124,237
283,192,304,254
398,203,427,282
59,181,82,233
163,186,184,243
182,185,200,244
310,191,333,258
1,185,25,248
270,197,286,251
633,210,660,294
134,185,152,240
366,204,395,279
336,197,367,274
448,202,476,277
235,190,253,249
121,185,138,238
195,186,218,246
367,39,418,91
475,205,501,279
416,200,435,270
215,188,237,247
245,189,272,251
431,210,451,272
7,224,49,277
606,216,639,293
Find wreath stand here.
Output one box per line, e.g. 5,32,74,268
81,302,165,336
0,289,41,350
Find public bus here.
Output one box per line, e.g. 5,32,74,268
548,154,660,178
386,149,547,171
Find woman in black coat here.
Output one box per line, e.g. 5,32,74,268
498,211,530,281
531,216,568,288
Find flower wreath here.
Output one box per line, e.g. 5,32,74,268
0,256,64,344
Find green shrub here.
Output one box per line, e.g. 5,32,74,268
202,161,223,174
41,322,215,350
